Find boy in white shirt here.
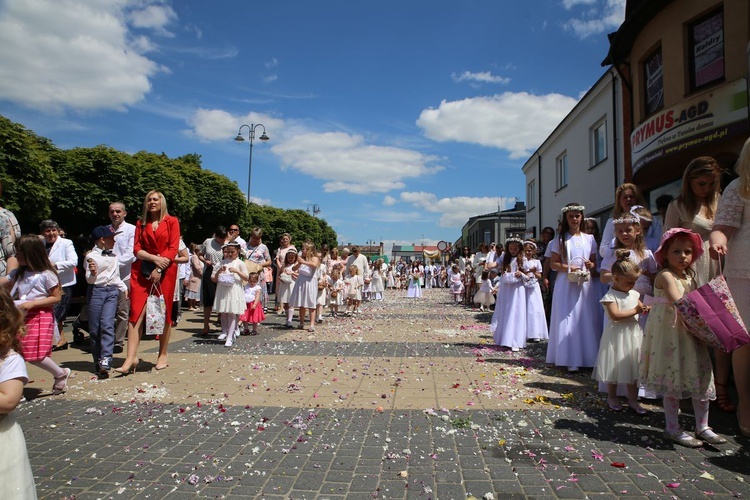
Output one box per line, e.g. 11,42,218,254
86,226,128,377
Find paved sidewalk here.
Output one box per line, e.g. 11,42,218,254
18,289,750,498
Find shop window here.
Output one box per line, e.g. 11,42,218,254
688,8,724,91
644,47,664,115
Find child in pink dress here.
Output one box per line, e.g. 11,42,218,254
1,235,71,394
240,272,265,335
449,264,464,303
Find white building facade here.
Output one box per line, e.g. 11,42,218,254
523,69,625,236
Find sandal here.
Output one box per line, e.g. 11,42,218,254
606,398,623,412
696,427,728,445
52,368,72,395
714,382,736,412
665,431,703,448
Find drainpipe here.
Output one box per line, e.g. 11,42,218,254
611,68,619,190
537,153,542,237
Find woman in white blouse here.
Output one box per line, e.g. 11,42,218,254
40,219,78,350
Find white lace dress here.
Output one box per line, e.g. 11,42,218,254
714,179,750,325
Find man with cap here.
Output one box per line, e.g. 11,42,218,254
86,225,128,377
108,202,136,353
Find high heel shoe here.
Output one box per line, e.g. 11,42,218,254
114,359,139,375
738,409,750,438
714,382,737,412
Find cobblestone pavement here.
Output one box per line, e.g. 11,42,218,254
18,288,750,499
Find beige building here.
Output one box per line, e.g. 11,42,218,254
603,0,749,203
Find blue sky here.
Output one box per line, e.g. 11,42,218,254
0,0,625,248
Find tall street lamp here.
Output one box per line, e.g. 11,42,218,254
306,203,320,217
234,124,270,203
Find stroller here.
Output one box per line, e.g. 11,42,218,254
71,303,90,346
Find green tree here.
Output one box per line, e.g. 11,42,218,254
51,146,137,236
0,115,55,230
0,114,339,248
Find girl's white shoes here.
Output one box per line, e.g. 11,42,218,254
217,332,234,347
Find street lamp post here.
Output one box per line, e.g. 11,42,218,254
306,203,320,217
234,124,270,203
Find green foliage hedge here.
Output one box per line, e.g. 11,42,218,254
0,115,338,252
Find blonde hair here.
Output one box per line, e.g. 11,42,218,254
349,264,360,276
140,190,169,223
736,137,750,199
614,212,647,259
302,240,317,257
678,156,722,219
611,249,641,280
612,183,647,218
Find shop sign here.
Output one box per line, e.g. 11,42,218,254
631,78,748,175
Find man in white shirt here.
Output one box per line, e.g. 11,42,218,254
227,224,247,255
109,202,136,353
345,246,370,279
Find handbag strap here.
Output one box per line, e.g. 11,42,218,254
150,281,163,297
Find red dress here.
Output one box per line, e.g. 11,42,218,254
129,215,180,323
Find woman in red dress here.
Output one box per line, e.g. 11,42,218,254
115,191,180,373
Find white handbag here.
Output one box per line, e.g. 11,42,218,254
566,256,590,284
145,283,166,336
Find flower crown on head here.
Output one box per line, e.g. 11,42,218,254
612,214,640,225
505,237,524,246
561,205,585,213
523,240,537,250
629,205,652,221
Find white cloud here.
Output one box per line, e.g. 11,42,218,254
561,0,597,8
187,108,285,142
416,92,578,159
399,192,517,227
249,196,271,206
272,132,444,194
451,71,510,85
562,0,626,38
382,195,397,206
128,3,177,36
0,0,168,111
187,109,445,195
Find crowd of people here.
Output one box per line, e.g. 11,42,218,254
1,139,750,495
442,142,750,448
